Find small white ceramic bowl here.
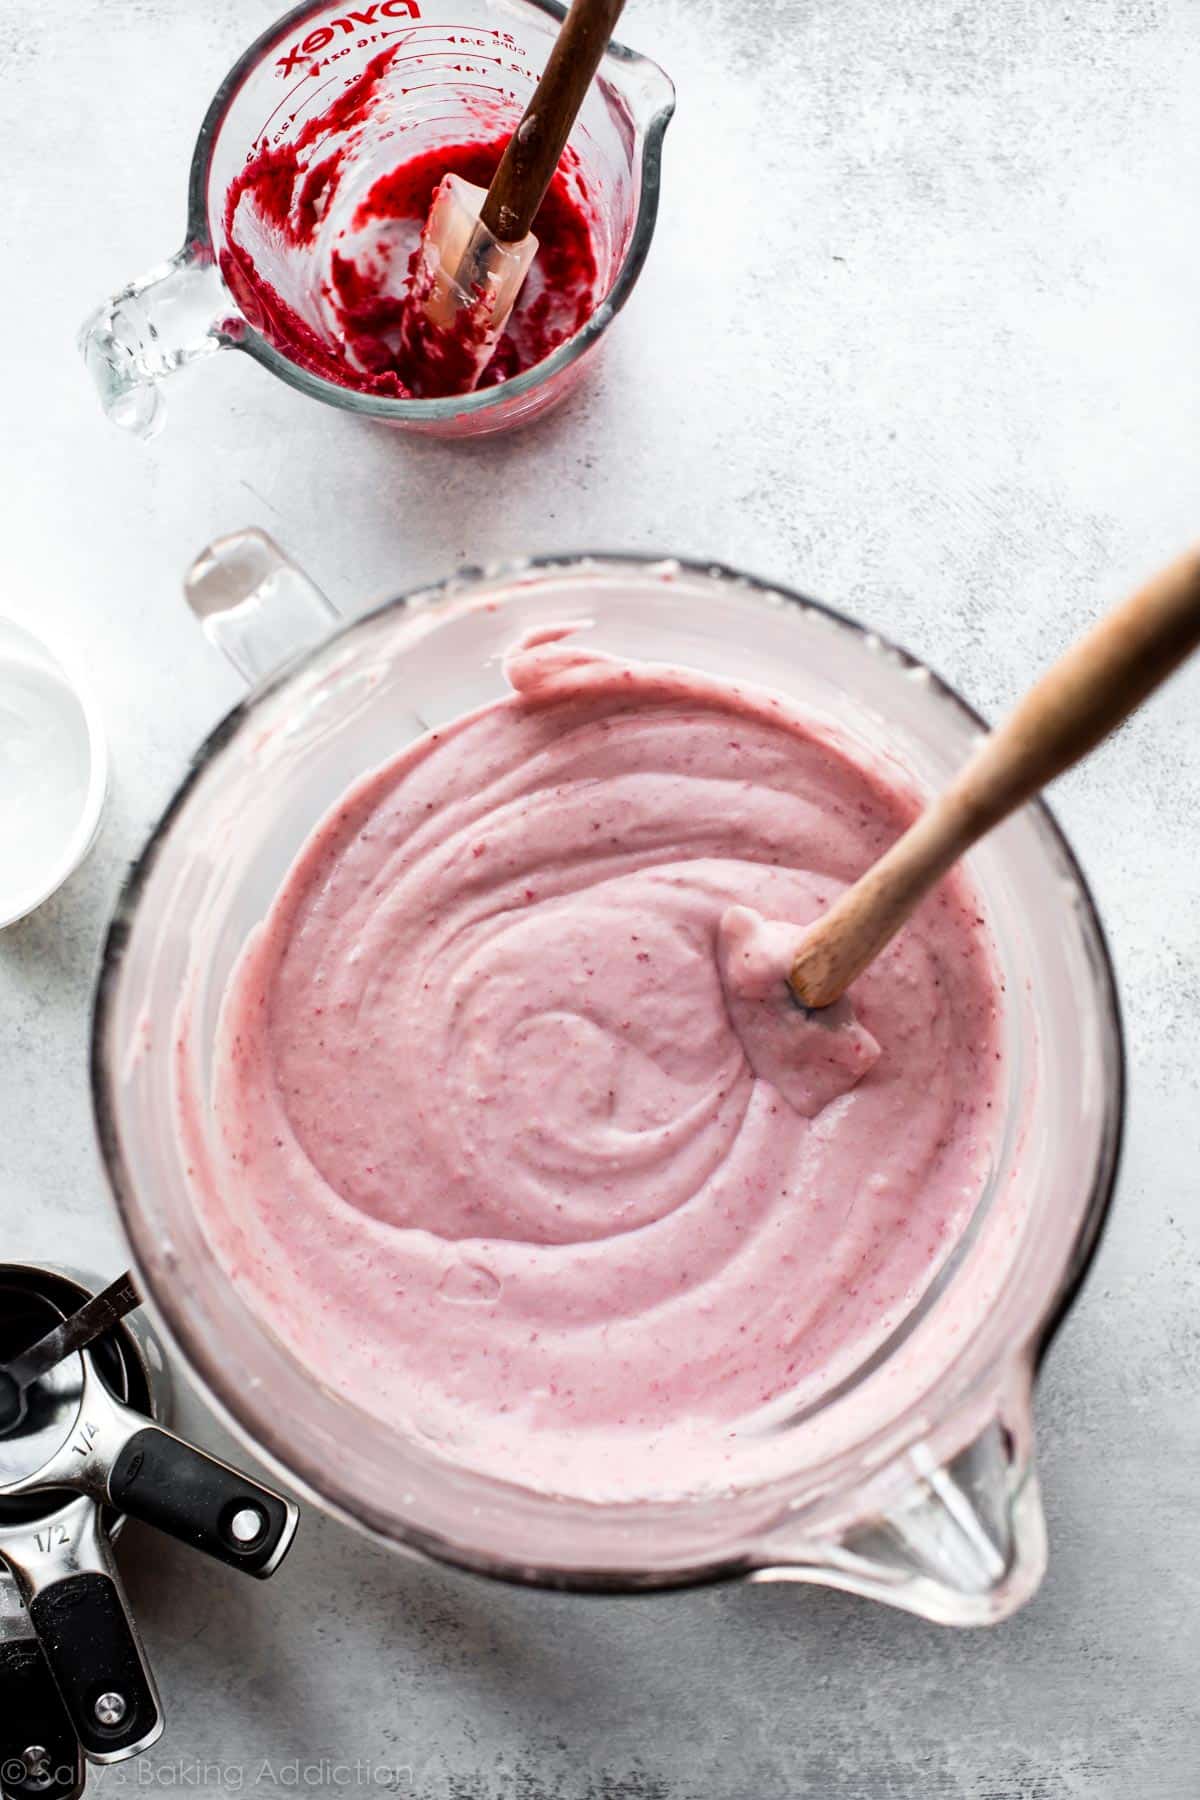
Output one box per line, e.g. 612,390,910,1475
0,619,108,928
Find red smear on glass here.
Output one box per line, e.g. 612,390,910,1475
220,48,599,402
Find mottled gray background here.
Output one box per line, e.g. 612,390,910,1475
2,0,1198,1794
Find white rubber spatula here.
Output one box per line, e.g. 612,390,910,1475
788,546,1200,1009
398,0,627,397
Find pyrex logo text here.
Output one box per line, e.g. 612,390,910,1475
276,2,421,76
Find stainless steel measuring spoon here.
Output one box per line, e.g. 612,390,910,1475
0,1275,141,1438
0,1567,86,1800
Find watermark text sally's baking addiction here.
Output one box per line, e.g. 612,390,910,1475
94,1758,416,1791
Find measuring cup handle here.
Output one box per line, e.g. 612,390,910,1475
185,528,339,686
28,1571,161,1764
109,1427,299,1579
0,1595,85,1800
79,245,232,439
8,1505,163,1765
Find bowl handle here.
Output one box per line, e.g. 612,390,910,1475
750,1365,1046,1626
79,247,232,439
184,529,339,687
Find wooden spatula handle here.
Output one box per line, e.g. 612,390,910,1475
479,0,626,244
790,545,1200,1008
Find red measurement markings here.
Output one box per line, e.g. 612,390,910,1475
257,26,425,146
255,74,339,151
275,1,423,76
258,25,535,146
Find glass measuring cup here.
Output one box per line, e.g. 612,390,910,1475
91,538,1123,1624
80,0,674,439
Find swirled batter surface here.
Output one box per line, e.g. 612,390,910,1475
199,634,1003,1498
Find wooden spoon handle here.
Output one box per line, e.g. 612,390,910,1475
790,545,1200,1008
479,0,626,244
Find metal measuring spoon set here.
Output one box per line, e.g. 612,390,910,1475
0,1265,299,1800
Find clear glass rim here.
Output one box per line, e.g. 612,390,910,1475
90,551,1126,1593
182,0,676,421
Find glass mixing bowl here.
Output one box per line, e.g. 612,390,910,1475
91,539,1123,1624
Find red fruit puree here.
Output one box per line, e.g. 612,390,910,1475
220,49,599,400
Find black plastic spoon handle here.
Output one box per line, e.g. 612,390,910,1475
109,1429,298,1578
0,1635,85,1800
27,1572,161,1762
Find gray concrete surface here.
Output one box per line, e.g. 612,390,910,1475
2,0,1199,1793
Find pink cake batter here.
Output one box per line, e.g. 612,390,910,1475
191,634,1003,1499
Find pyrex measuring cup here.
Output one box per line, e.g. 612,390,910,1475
80,0,674,439
91,539,1124,1625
